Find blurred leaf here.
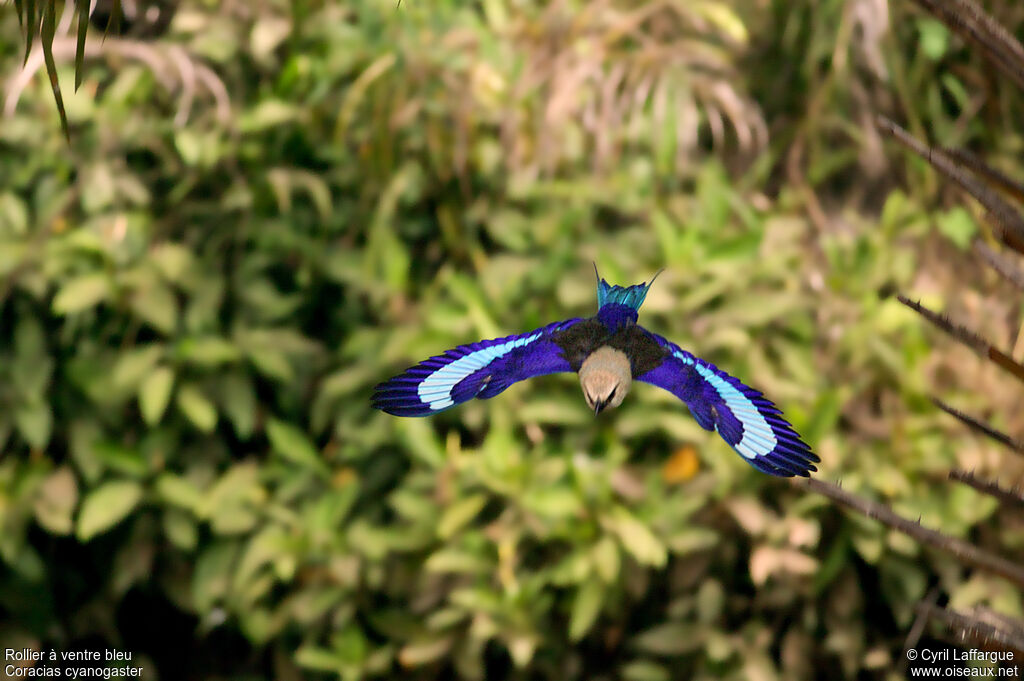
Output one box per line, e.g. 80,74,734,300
15,402,52,449
177,337,240,366
150,243,194,284
251,17,291,62
163,509,198,551
176,384,218,433
193,541,240,614
605,506,667,567
398,637,453,668
632,623,702,656
77,480,143,541
139,366,175,425
750,546,818,585
935,206,976,250
569,579,604,641
266,418,329,476
438,494,488,539
93,441,148,477
425,548,491,575
622,660,671,681
113,345,164,391
592,536,621,583
295,646,341,673
521,486,581,518
693,4,747,42
219,373,257,439
239,100,299,133
53,274,109,314
12,315,51,398
155,474,204,514
33,466,78,535
918,17,950,60
131,282,178,334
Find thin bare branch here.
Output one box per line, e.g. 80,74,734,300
901,587,942,675
897,294,987,354
948,469,1024,508
877,116,1024,254
973,240,1024,291
802,478,1024,589
931,398,1024,456
916,602,1024,656
896,295,1024,385
906,0,1024,93
943,148,1024,203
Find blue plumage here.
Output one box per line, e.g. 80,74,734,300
634,341,816,477
595,267,662,311
372,319,580,417
372,269,819,477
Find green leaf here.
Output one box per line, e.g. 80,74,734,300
177,384,218,433
398,637,453,668
77,480,143,541
75,0,88,90
295,646,341,672
246,348,293,381
12,315,50,398
149,243,194,283
41,0,70,141
606,506,667,567
139,366,174,425
569,579,604,641
692,4,747,42
15,401,53,449
131,282,178,334
632,623,702,656
424,549,491,575
438,494,487,539
266,418,329,476
936,206,976,250
239,100,299,133
219,373,257,439
113,345,164,391
155,473,204,513
193,541,240,613
622,660,671,681
163,508,198,551
53,274,109,314
918,17,950,60
33,466,78,535
93,441,148,477
521,486,582,518
177,336,240,366
592,536,620,583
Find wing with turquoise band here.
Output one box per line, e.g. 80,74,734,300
637,333,819,477
372,319,582,416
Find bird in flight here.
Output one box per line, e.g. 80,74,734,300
372,269,819,477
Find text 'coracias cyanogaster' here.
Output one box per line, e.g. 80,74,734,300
372,269,819,477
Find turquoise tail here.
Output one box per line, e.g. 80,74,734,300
594,265,663,311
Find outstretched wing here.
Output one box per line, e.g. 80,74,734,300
372,319,583,416
636,331,819,477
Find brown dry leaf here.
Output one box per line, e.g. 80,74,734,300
728,497,773,536
749,545,819,586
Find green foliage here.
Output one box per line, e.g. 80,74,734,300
1,0,1022,679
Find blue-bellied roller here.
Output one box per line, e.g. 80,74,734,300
372,269,819,477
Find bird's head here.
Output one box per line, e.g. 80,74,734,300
579,346,632,415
